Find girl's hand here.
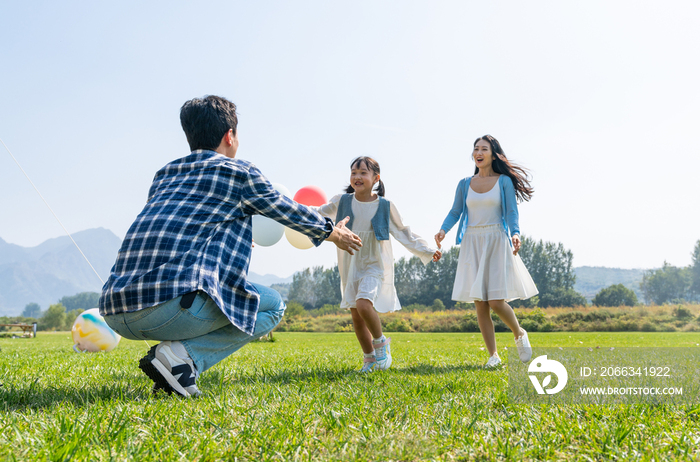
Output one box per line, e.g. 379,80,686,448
434,230,446,249
432,249,442,262
512,234,521,256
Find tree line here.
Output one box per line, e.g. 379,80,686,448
286,237,700,310
287,236,587,310
0,292,101,332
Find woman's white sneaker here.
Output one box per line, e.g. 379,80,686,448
515,330,532,363
484,354,501,368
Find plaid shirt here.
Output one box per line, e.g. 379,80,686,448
99,150,333,335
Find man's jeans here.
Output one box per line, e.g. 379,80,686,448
104,283,285,373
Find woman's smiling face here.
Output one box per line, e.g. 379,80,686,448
473,139,493,169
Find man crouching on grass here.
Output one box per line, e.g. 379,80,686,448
99,95,361,398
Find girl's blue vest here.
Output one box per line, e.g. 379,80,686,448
336,193,391,240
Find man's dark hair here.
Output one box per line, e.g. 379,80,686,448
180,95,238,151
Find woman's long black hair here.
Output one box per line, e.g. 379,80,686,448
345,156,385,196
474,135,533,202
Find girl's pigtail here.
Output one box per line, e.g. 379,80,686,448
376,179,385,197
345,185,355,194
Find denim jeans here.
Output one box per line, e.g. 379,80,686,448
103,283,285,373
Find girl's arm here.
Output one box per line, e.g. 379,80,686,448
314,194,342,218
389,202,441,264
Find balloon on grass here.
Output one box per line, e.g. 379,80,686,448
72,308,121,353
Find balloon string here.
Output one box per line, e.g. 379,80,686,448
1,137,105,286
1,137,150,348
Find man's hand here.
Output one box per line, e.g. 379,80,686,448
327,217,362,254
432,249,442,262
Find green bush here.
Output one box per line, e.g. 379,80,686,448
385,319,412,332
592,284,638,307
672,306,693,319
288,322,310,332
552,311,584,324
285,302,306,318
539,288,587,308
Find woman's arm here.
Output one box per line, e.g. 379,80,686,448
439,179,465,233
502,176,521,254
435,179,465,248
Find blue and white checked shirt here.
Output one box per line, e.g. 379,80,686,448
99,150,333,335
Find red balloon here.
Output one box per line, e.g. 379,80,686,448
294,186,327,206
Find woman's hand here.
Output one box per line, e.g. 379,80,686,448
432,249,442,262
434,230,446,249
512,234,521,256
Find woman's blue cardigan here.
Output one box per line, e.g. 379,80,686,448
440,175,520,245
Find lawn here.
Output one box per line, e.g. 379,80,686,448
1,332,699,461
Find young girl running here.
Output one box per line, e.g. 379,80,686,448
317,157,442,372
435,135,538,368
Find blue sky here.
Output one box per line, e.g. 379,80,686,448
1,1,699,278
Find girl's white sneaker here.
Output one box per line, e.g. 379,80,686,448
484,354,501,368
515,330,532,363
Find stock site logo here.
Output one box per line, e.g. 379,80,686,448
528,355,568,395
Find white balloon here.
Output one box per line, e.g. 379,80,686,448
252,215,284,247
250,183,290,247
285,227,314,250
271,182,292,198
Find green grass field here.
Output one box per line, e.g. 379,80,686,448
1,332,699,461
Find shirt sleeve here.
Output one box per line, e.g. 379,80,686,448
440,179,465,233
315,194,342,218
502,176,520,237
389,201,437,265
241,165,333,245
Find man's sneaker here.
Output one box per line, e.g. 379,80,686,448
139,345,174,395
515,330,532,363
373,337,392,371
359,356,378,373
139,341,201,398
484,354,501,368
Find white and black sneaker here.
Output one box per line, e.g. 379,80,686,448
139,341,201,398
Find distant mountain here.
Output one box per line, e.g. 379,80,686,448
573,266,650,303
247,272,294,286
0,228,121,316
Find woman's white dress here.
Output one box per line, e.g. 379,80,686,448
317,194,436,312
452,181,538,302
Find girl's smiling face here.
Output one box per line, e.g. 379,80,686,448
350,160,378,196
473,139,494,169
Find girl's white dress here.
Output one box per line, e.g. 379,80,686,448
452,181,538,302
318,194,437,312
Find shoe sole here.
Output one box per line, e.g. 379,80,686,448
140,347,174,395
519,350,532,363
376,356,392,371
150,358,191,398
138,352,189,398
